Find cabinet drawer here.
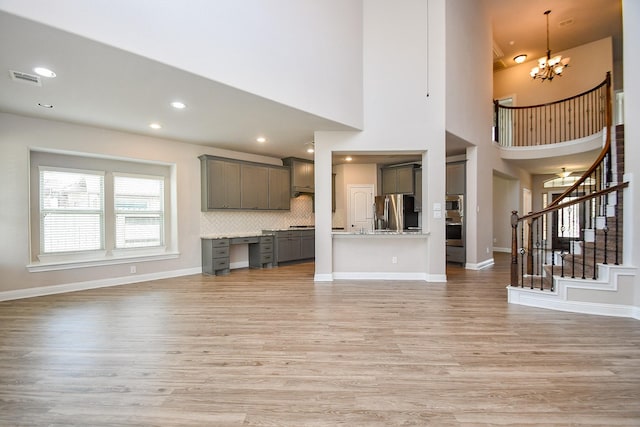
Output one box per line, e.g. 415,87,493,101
210,238,229,248
261,236,274,244
213,258,230,270
260,253,273,263
212,247,230,258
230,236,259,245
275,230,298,238
260,244,273,253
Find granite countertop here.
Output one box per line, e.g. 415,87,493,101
201,231,274,239
202,227,315,239
332,230,429,237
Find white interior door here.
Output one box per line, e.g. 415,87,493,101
348,184,374,232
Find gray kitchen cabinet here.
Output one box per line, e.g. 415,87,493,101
201,238,231,275
268,167,291,210
199,155,291,211
200,157,241,210
414,168,422,212
241,164,269,209
446,245,465,265
249,235,274,268
268,229,315,265
446,161,466,195
282,157,314,195
382,165,416,194
276,231,301,263
300,230,315,259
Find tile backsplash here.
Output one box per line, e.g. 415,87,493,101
200,194,314,235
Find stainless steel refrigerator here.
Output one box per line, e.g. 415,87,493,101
374,195,419,232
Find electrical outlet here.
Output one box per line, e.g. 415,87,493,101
130,265,136,274
392,256,398,264
486,247,491,254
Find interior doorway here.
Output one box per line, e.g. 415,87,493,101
347,184,374,232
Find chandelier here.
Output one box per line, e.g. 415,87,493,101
530,10,570,81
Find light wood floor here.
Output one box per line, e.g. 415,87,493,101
1,253,639,426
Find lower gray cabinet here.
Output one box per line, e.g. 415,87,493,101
270,230,315,265
249,236,274,268
276,231,301,263
446,245,465,265
202,238,230,275
300,230,315,259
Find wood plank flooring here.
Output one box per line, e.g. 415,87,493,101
1,253,639,426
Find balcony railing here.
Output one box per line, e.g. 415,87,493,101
495,73,610,147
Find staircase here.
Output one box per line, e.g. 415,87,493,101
499,75,637,319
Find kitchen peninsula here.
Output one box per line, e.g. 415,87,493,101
331,230,430,280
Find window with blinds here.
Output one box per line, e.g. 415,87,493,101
114,175,164,249
31,150,173,267
40,168,105,253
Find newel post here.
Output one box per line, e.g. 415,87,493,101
510,210,519,287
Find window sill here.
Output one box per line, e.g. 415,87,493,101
27,250,180,272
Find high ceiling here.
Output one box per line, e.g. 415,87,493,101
0,1,624,170
488,0,622,71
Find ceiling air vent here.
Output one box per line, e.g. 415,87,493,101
9,70,42,86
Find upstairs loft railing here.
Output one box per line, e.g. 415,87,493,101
507,72,629,289
495,73,611,147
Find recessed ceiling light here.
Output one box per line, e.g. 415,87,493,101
256,137,266,143
345,156,353,162
170,101,186,109
514,54,527,64
33,67,56,78
149,123,162,129
37,103,53,109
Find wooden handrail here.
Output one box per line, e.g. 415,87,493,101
495,75,609,111
547,72,612,208
494,72,610,149
517,182,628,224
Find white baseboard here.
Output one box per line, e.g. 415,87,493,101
493,247,510,253
0,267,202,302
507,286,640,320
466,258,495,270
314,273,334,282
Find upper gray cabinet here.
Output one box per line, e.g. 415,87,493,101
282,157,314,195
414,168,422,212
446,161,466,195
241,164,269,209
268,167,291,210
199,155,291,211
382,165,416,194
200,157,241,210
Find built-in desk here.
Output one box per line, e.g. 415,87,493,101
201,233,274,275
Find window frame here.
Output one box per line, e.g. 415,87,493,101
38,166,106,256
28,150,177,272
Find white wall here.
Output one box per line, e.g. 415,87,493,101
494,38,614,105
0,0,363,129
622,0,640,308
445,0,495,268
492,174,518,251
0,113,302,294
314,0,447,280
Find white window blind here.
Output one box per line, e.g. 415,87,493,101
114,175,164,249
40,169,104,253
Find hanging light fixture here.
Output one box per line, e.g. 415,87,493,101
530,10,570,81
